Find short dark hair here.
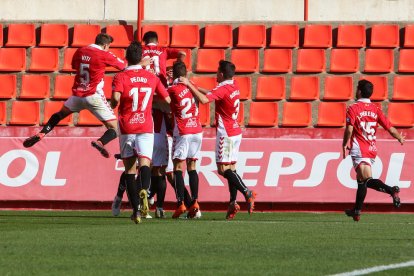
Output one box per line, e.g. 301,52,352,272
95,33,113,46
357,80,374,98
143,31,158,44
173,61,187,79
126,41,142,65
218,60,235,79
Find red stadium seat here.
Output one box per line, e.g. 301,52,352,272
269,24,299,48
398,49,414,72
39,24,68,47
0,24,3,47
323,76,353,101
231,49,259,73
0,102,5,124
403,24,414,48
53,75,75,99
234,76,251,100
329,49,359,73
262,49,292,73
142,25,170,47
0,74,17,99
77,110,103,126
364,49,394,73
237,101,245,126
359,76,387,101
387,103,414,127
103,75,114,99
43,101,72,126
170,25,199,48
247,102,278,127
255,76,285,101
29,47,59,72
9,101,40,125
281,102,311,127
19,75,50,99
190,76,217,91
72,24,101,47
370,24,399,48
106,25,134,47
303,24,332,48
61,48,78,72
236,24,266,48
198,103,210,126
316,102,346,127
392,76,414,101
195,49,225,73
0,48,26,71
106,48,125,72
6,23,36,47
203,24,232,48
296,49,325,73
290,76,319,100
337,24,366,48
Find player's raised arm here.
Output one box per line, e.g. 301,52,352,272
180,77,210,104
388,127,405,145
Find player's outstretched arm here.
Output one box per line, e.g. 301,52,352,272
179,77,210,104
342,125,353,159
388,127,405,145
197,87,210,95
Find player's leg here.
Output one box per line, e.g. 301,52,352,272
172,159,187,218
186,133,202,218
345,161,371,221
366,176,401,208
112,172,126,216
123,156,140,224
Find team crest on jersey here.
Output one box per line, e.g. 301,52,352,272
185,118,198,128
129,113,145,124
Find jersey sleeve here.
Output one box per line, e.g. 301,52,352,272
205,87,225,103
155,78,169,99
112,73,124,94
377,108,392,130
346,106,356,126
105,52,126,70
166,48,180,59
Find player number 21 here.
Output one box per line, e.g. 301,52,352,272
180,98,199,119
129,87,152,112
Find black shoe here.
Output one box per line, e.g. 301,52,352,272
391,186,401,208
23,133,45,148
91,141,110,158
345,209,361,222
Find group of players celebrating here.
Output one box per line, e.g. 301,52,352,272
23,30,405,223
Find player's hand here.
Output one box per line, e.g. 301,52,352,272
140,56,151,67
398,132,406,145
342,146,349,159
179,76,189,85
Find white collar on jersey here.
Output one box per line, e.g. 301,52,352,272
125,65,143,70
357,98,371,103
217,79,234,87
173,78,180,85
146,43,158,46
89,44,104,50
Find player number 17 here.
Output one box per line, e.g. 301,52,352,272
129,87,152,112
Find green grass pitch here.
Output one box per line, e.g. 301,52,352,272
0,211,413,275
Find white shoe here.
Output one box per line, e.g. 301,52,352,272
195,210,202,219
148,196,155,206
111,196,122,216
141,213,152,219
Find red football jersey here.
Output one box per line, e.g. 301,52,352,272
142,43,180,87
113,65,169,134
71,44,125,97
346,98,392,158
168,82,202,136
206,80,242,137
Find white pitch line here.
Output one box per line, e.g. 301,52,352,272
329,260,414,276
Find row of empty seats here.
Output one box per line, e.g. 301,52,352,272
3,23,414,48
1,100,412,128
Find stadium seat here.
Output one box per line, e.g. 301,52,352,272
43,101,72,125
359,76,387,101
0,74,17,99
195,49,225,73
39,24,69,47
262,49,292,73
303,24,332,48
106,25,133,47
71,24,101,47
255,76,285,101
336,24,366,48
103,75,114,99
281,102,312,127
141,25,170,47
0,102,5,125
398,49,414,72
237,101,245,126
236,24,266,48
9,101,40,125
323,76,353,101
387,103,414,127
296,49,325,73
61,48,78,72
198,103,210,126
106,48,125,72
0,24,3,47
392,76,414,101
53,75,75,99
247,102,278,127
0,48,26,71
234,76,252,100
29,47,59,72
370,24,399,48
19,75,50,99
203,24,232,48
316,102,346,127
77,110,103,126
231,49,259,73
364,49,394,73
6,23,36,47
190,76,217,91
329,49,359,73
170,24,199,47
403,24,414,48
269,24,299,48
290,76,319,100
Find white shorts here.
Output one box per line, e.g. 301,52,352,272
216,134,242,164
152,132,169,167
351,156,376,169
64,92,116,122
119,133,154,160
172,133,203,161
